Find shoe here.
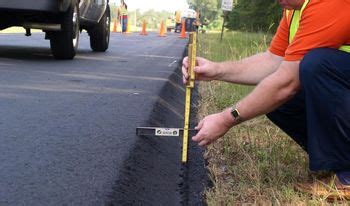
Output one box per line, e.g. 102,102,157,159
294,174,350,201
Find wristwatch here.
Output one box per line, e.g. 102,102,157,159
230,106,241,122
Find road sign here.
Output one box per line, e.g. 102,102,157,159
221,0,233,11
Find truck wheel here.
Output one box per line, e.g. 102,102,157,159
50,1,79,59
89,6,110,52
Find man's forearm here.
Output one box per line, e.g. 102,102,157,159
222,61,301,125
216,51,283,85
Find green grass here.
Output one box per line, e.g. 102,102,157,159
197,32,348,205
0,27,42,34
0,27,26,34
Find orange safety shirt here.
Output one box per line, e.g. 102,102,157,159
269,0,350,61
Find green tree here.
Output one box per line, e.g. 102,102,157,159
226,0,282,32
135,10,172,29
187,0,221,22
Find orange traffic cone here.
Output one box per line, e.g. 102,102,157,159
140,20,148,35
158,20,166,37
126,20,132,34
162,20,167,36
113,19,117,33
180,20,186,39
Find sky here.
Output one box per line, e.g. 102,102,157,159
110,0,189,12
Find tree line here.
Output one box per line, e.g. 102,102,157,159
187,0,283,32
110,5,173,30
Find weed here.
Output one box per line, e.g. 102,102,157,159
197,32,347,205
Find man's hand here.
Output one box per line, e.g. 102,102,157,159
192,109,234,147
182,56,221,84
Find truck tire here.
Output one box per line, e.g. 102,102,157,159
50,1,79,59
89,6,110,52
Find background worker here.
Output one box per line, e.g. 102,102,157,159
175,10,182,33
182,0,350,200
117,0,128,33
194,9,201,31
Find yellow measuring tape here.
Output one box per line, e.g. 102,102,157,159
182,32,197,163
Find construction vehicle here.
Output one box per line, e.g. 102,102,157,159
170,9,198,33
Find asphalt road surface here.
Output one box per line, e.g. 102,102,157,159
0,32,207,205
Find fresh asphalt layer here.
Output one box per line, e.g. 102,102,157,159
0,32,208,205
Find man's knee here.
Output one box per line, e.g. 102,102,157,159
299,48,336,83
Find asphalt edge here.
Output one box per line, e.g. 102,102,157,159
107,46,209,206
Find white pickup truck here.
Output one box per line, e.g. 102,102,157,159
0,0,110,59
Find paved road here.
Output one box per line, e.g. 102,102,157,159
0,32,199,205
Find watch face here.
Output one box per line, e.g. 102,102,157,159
231,108,239,119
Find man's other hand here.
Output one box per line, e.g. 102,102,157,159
182,56,220,84
192,109,234,147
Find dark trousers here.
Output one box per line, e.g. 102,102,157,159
121,15,128,32
267,48,350,171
